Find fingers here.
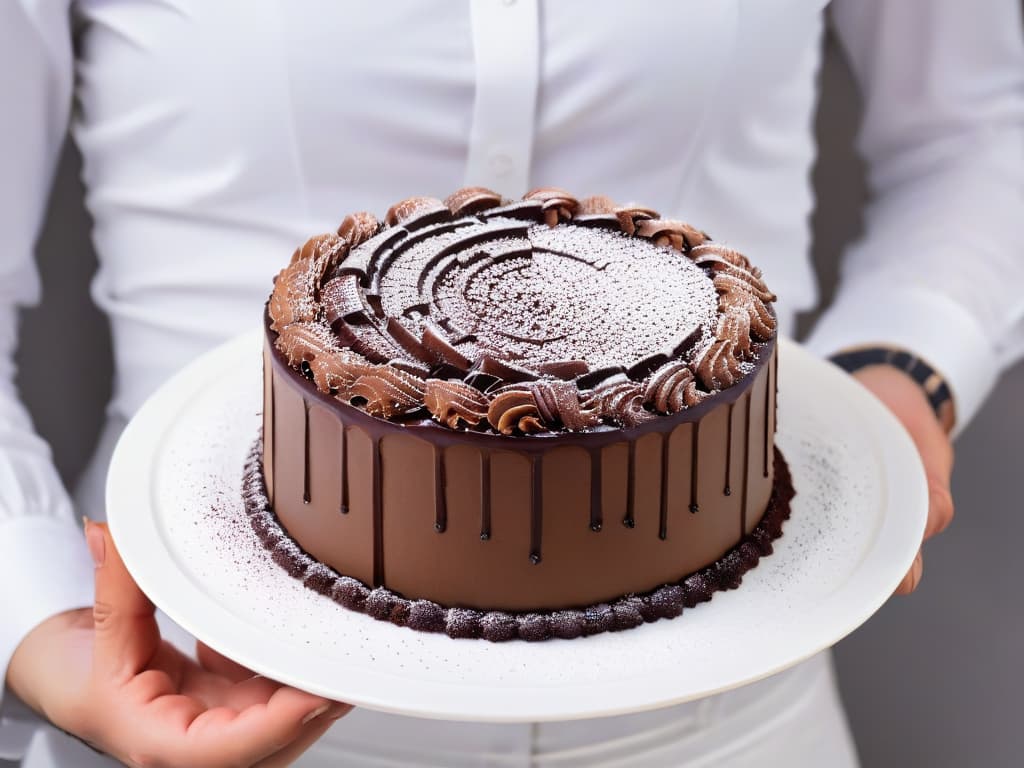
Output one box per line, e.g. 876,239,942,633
925,481,955,540
897,394,955,542
253,703,352,768
127,685,335,768
851,366,956,564
197,641,255,683
894,551,924,595
87,520,161,683
178,663,283,711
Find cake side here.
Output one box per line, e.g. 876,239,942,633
263,326,776,611
260,187,780,614
245,443,794,641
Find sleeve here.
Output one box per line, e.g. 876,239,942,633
0,1,96,757
805,0,1024,434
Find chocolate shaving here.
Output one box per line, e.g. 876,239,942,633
420,320,471,371
536,359,590,380
321,274,370,326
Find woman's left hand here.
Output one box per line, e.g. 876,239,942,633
852,365,955,594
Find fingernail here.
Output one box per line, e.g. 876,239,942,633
84,518,106,568
301,703,331,725
327,703,354,721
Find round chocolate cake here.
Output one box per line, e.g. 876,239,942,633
248,187,791,641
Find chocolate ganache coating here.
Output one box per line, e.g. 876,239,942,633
268,188,777,433
261,188,783,616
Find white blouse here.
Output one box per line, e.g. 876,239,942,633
0,0,1021,760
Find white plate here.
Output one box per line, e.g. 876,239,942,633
107,332,926,723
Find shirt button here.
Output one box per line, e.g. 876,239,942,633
488,151,514,177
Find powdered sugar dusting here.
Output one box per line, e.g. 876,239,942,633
375,219,718,372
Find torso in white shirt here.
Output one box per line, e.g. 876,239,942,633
72,0,828,423
30,1,855,765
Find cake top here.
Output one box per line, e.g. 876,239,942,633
268,187,776,435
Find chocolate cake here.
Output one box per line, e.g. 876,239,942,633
248,187,791,641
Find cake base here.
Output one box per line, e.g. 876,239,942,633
243,441,794,642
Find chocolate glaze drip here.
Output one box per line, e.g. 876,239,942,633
372,436,384,586
741,392,752,540
624,441,636,529
269,373,276,506
763,357,771,478
724,403,734,496
530,456,543,564
339,426,348,514
659,434,671,540
690,422,700,514
302,403,311,504
434,446,447,533
244,442,795,641
774,353,779,436
480,452,491,540
589,447,603,532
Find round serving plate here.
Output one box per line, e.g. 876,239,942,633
107,331,926,723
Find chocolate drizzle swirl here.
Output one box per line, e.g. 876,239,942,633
269,188,778,435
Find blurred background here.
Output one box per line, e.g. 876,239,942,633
12,20,1023,768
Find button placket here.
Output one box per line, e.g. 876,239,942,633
464,0,540,197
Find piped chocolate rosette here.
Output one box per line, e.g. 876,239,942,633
257,187,788,642
268,187,776,433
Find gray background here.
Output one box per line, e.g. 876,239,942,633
11,26,1023,768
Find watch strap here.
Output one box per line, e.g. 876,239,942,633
829,345,956,433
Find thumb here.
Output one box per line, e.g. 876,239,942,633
85,519,160,681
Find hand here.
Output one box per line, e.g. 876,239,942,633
7,520,351,767
852,365,955,594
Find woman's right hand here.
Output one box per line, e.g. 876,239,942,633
6,520,351,767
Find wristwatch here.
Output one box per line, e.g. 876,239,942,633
828,345,956,434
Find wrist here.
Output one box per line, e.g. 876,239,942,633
829,345,955,433
7,607,92,716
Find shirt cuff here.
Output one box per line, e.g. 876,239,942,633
0,517,94,759
804,283,997,437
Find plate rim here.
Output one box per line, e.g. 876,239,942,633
107,331,927,722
